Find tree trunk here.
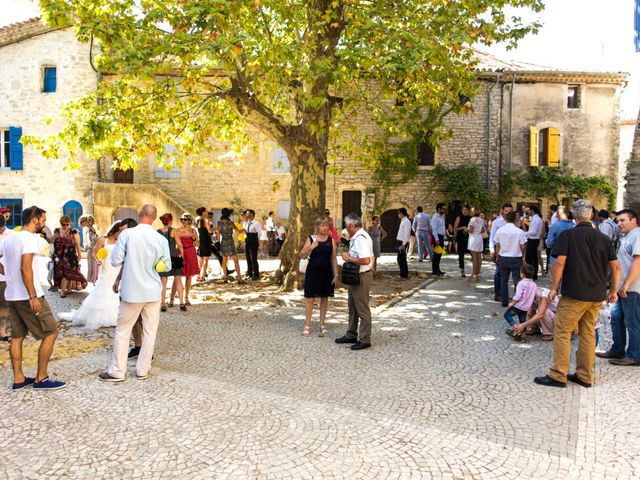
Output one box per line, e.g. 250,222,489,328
275,139,328,291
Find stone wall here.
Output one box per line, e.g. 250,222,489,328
0,25,98,227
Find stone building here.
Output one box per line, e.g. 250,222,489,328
0,19,628,248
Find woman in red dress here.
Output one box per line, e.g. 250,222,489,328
176,213,199,305
52,216,88,297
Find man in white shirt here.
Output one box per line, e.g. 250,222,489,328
431,203,447,275
275,220,286,253
525,206,543,280
549,204,558,227
243,209,262,280
99,204,171,382
0,206,66,390
266,211,278,256
412,206,433,262
0,215,9,341
490,203,513,302
335,213,374,350
494,211,527,307
396,208,411,278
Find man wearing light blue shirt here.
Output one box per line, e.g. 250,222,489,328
99,204,171,382
431,203,446,275
545,206,574,272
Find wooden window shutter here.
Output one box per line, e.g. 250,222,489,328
529,126,539,167
43,67,57,93
546,127,560,167
9,127,23,171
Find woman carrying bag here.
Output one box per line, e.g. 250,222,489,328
298,217,339,337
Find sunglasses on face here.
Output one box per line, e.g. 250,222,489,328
61,223,70,227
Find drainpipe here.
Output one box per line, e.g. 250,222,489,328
508,73,516,171
486,74,500,189
498,79,505,190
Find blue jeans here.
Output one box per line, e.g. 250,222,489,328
612,293,640,361
504,306,527,327
499,256,521,307
416,231,432,261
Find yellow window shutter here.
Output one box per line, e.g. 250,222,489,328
547,127,560,167
529,126,539,167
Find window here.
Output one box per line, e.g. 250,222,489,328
529,126,560,167
0,199,23,229
417,141,435,166
278,200,290,220
1,130,9,168
0,127,23,170
567,85,580,109
154,144,181,179
43,67,57,93
273,146,290,173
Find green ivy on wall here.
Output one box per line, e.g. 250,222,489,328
500,167,615,210
429,164,496,212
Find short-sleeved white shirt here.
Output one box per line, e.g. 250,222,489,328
0,230,44,301
348,228,374,273
618,226,640,293
0,232,9,282
494,223,527,257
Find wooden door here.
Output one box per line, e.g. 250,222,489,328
113,168,134,184
341,190,362,226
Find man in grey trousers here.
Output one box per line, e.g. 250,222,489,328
335,213,375,350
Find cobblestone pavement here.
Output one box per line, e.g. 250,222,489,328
1,256,639,479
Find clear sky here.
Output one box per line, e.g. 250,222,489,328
2,0,639,116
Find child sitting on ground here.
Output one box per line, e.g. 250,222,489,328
504,264,537,338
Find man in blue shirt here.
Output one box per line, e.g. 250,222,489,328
544,206,574,275
99,204,171,382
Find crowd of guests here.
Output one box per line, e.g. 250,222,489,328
1,195,638,389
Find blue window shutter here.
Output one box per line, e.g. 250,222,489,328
9,127,23,171
43,67,57,93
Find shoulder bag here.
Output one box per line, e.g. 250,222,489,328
341,233,364,286
298,235,315,273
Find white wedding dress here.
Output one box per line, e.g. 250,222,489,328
59,243,122,329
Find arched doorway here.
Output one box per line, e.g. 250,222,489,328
63,200,83,243
380,209,400,253
114,207,140,223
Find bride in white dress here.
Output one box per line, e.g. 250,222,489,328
60,222,122,329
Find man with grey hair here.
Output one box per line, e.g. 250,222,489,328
534,199,620,388
335,213,374,350
99,204,171,382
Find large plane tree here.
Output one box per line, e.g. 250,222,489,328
35,0,543,288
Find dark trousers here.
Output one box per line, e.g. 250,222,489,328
499,256,522,307
245,233,259,279
525,238,539,280
494,265,501,298
397,241,409,277
432,234,444,273
457,236,468,270
267,231,278,256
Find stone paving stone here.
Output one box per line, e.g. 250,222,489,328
0,256,638,478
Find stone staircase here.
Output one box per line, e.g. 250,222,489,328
92,182,190,229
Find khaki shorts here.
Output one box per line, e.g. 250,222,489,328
8,297,58,340
0,282,7,308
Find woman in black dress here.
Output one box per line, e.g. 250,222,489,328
196,209,213,281
453,205,471,278
299,217,339,337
